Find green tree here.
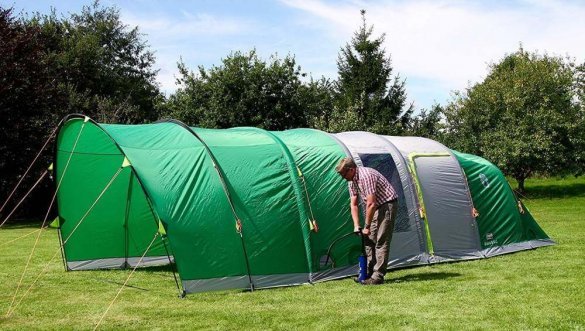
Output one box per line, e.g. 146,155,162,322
573,63,585,175
32,1,163,123
444,47,583,192
408,104,444,140
330,9,412,134
166,50,329,130
0,7,66,217
0,2,163,219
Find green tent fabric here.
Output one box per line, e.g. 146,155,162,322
56,117,169,270
55,116,359,292
452,150,551,254
54,115,554,294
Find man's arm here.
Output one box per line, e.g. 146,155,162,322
362,194,377,235
350,195,360,232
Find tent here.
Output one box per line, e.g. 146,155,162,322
54,115,554,294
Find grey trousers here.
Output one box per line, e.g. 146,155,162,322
365,200,397,281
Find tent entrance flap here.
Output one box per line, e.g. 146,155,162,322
410,154,480,256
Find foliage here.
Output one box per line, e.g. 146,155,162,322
407,104,445,140
31,1,164,123
166,50,331,130
324,10,413,135
0,7,65,216
0,1,162,219
444,47,584,192
0,177,583,329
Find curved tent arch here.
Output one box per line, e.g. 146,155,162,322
233,126,315,275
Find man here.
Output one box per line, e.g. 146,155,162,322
335,157,398,285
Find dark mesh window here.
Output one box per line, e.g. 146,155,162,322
358,153,410,233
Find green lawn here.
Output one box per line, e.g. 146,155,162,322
1,177,584,330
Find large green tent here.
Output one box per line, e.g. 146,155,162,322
54,115,554,294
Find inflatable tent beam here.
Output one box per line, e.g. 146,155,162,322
238,127,315,278
161,119,255,291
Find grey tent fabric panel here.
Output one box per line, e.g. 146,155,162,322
482,239,555,257
183,276,251,293
413,156,481,254
332,132,425,263
252,273,310,289
67,256,172,271
185,273,312,293
312,265,357,282
388,252,432,268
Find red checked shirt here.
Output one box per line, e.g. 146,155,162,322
349,167,398,206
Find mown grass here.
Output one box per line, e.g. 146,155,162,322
1,177,584,330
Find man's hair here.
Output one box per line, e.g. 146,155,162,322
335,157,356,174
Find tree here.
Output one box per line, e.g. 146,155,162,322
407,104,444,140
0,7,66,218
330,9,412,134
166,50,329,130
32,1,163,123
444,47,584,192
573,63,585,175
0,2,163,220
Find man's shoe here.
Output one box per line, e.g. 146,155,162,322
360,278,384,285
353,276,367,283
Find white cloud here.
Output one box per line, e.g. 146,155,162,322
120,11,257,94
123,11,253,39
281,0,585,107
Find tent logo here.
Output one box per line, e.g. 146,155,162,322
479,173,490,188
484,233,497,246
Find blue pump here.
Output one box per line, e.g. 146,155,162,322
357,229,368,281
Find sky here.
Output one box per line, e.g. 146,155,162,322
3,0,585,111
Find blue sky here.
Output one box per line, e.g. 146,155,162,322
3,0,585,111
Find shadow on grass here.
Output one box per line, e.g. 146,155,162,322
0,219,44,229
523,183,585,199
388,272,461,283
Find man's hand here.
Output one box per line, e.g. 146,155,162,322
362,228,370,236
354,226,361,234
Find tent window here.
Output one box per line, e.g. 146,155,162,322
358,153,410,233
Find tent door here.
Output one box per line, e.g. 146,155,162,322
412,155,478,255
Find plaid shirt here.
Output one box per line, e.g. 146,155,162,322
349,167,398,206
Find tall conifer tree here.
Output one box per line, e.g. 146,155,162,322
331,9,412,134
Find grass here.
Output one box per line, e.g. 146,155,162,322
1,177,584,330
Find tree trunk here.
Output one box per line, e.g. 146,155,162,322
516,177,526,195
